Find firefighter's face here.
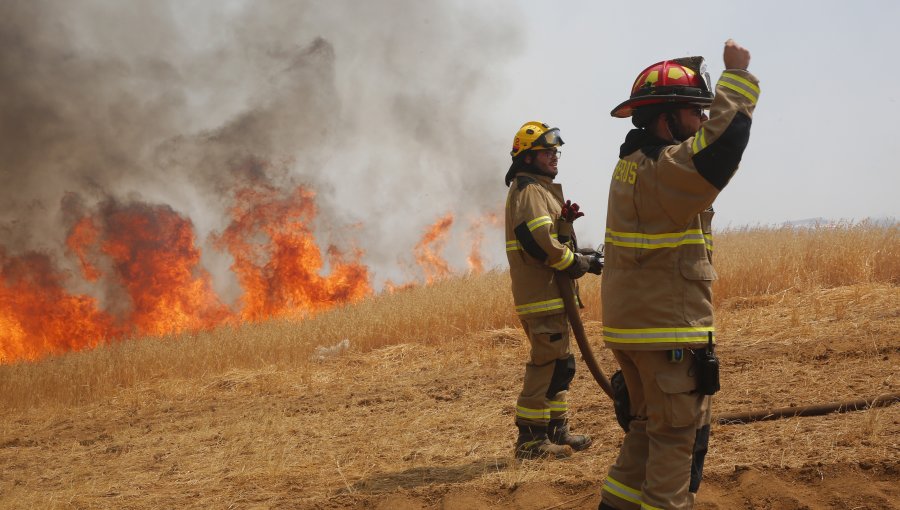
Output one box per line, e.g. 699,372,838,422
529,149,559,177
674,106,708,134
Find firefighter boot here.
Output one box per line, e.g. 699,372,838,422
548,418,592,451
515,425,573,460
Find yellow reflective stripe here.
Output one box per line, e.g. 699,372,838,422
692,126,709,154
718,72,759,104
516,298,565,315
704,233,714,251
516,405,551,420
506,234,558,252
603,476,642,505
604,326,715,345
722,71,760,94
549,247,574,270
527,216,553,231
605,228,706,249
548,400,568,412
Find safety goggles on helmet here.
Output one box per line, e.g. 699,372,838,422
533,128,563,149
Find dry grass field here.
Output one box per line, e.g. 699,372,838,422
0,223,898,509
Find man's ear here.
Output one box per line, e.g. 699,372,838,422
523,153,533,164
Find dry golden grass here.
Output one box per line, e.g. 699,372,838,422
713,221,899,304
0,223,898,509
0,223,895,412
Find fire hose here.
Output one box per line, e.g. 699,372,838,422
555,273,900,425
555,272,614,400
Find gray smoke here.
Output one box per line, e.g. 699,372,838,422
0,0,521,293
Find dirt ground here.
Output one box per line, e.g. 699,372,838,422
1,283,897,509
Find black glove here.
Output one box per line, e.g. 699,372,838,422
563,253,591,279
587,254,603,275
578,244,603,275
577,246,604,275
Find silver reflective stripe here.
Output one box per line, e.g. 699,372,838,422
548,400,568,412
516,406,550,420
549,247,574,270
604,326,714,344
527,215,553,231
602,476,642,505
692,126,709,154
515,298,565,315
605,228,706,249
718,72,759,104
506,234,558,252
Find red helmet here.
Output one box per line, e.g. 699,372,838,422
611,56,713,118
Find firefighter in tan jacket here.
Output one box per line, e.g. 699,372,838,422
505,121,603,460
598,41,759,510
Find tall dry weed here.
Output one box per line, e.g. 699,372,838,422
712,222,898,305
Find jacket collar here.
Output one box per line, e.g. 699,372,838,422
619,128,676,160
515,171,564,203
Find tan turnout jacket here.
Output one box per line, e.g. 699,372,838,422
505,173,577,318
602,69,760,350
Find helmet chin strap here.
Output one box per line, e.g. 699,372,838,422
664,112,689,143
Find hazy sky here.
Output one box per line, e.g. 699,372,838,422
492,0,899,247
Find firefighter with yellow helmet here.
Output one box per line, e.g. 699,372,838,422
504,121,602,459
598,40,759,509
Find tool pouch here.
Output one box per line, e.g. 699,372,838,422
695,332,720,396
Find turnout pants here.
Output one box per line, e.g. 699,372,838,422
601,349,712,510
515,313,576,427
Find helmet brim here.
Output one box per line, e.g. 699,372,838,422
611,94,714,118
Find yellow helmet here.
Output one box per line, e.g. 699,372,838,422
510,121,564,158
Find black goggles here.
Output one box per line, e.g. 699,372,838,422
533,128,564,149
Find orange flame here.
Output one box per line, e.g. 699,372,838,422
415,214,454,284
213,183,371,321
89,201,232,336
0,248,116,363
1,181,374,364
466,212,500,274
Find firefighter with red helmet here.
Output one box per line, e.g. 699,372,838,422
598,40,759,509
504,121,602,459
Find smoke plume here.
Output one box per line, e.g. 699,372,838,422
0,0,519,286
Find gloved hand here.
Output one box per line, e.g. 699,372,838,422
560,200,584,223
563,253,591,279
586,253,603,275
577,247,604,275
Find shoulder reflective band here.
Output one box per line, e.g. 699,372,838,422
549,247,574,270
718,72,759,104
691,126,709,154
515,298,565,316
603,326,715,345
506,234,558,252
527,215,553,231
704,233,714,251
602,476,642,506
605,228,706,249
